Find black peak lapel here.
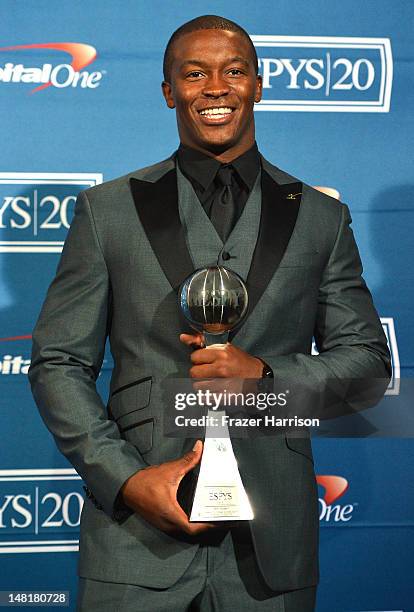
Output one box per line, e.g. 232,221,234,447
230,170,302,339
129,169,194,291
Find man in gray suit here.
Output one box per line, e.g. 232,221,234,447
29,15,390,612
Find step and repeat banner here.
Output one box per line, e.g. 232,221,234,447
0,1,413,610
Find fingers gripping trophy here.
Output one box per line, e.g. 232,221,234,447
179,266,254,522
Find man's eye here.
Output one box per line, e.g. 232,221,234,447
187,71,204,78
228,69,244,76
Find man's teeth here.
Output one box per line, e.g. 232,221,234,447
199,107,233,116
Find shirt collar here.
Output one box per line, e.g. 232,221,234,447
176,142,260,192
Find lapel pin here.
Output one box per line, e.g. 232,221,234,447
286,192,302,200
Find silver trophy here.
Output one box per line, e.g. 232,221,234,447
179,266,254,521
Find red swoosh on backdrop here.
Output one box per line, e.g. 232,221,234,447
0,43,97,93
316,475,349,505
0,335,32,342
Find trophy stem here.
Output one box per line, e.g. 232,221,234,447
204,331,229,347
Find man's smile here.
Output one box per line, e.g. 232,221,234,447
197,106,236,124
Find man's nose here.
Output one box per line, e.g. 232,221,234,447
201,73,230,98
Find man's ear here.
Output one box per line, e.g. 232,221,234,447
162,81,175,109
254,74,263,104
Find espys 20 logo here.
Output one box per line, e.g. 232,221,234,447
252,36,393,112
0,43,103,93
0,172,102,253
0,469,82,553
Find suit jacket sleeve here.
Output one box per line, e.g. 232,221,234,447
264,202,391,417
28,190,146,519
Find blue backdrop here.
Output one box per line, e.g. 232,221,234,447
1,1,413,610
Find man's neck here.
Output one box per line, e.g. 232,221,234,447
179,139,256,164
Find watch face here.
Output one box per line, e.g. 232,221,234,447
262,363,274,378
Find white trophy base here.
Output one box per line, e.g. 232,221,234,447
189,410,254,522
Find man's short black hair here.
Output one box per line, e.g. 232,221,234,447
163,15,259,82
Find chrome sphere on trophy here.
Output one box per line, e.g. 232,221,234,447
179,266,249,346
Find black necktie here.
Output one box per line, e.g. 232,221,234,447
210,165,236,243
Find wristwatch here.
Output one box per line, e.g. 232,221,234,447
255,357,274,397
257,357,274,379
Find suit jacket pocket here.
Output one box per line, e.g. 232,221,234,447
119,417,154,455
109,376,152,421
285,435,314,464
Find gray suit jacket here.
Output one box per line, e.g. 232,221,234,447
28,154,391,591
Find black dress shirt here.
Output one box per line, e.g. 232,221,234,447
176,142,261,231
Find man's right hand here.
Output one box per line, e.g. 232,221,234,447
120,440,216,535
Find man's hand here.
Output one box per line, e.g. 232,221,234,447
120,440,215,535
180,333,263,379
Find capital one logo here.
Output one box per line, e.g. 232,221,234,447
317,475,355,522
0,351,30,375
0,335,112,376
0,43,103,93
251,36,393,112
0,172,102,253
